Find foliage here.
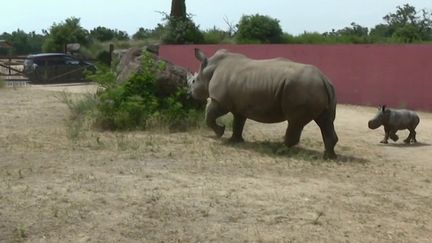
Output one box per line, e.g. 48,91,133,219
90,26,130,42
86,64,117,89
202,27,234,44
132,28,153,40
0,30,44,55
42,17,90,52
57,91,99,139
90,52,203,131
370,4,432,43
236,14,283,44
160,13,204,44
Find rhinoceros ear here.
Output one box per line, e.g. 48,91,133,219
194,48,208,67
382,105,386,112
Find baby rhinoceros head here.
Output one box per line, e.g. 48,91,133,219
368,105,390,129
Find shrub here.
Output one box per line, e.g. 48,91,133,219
203,27,233,44
236,14,283,44
91,52,203,131
160,13,204,44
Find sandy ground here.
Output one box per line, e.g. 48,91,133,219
0,85,431,242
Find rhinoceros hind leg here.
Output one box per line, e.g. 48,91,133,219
314,113,338,159
229,114,246,143
284,121,306,147
206,99,228,138
405,128,417,143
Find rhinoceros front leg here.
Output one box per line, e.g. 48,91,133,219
389,130,399,142
206,99,228,138
229,114,246,143
380,127,390,144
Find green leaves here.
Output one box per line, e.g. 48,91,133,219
93,52,203,131
236,14,283,44
42,17,89,52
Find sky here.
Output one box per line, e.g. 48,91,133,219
1,0,431,35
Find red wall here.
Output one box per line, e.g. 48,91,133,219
159,44,432,111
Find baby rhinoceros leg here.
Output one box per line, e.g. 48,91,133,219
389,131,399,142
380,128,390,144
404,128,417,144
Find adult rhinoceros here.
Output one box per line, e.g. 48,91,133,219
189,48,338,159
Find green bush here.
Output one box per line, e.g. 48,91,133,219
42,17,90,52
161,14,204,44
203,27,234,44
91,52,203,131
236,14,283,44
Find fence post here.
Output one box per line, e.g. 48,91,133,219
8,57,11,76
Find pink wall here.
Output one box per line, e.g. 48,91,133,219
159,44,432,111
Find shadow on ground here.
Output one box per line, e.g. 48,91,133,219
221,139,368,164
378,142,430,148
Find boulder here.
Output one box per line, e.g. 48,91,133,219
114,46,204,108
115,46,188,97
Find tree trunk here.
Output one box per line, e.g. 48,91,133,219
170,0,186,19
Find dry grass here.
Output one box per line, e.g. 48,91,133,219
0,86,432,242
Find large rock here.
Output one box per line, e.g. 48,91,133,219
115,46,189,98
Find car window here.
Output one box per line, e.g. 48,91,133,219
33,58,45,66
63,56,80,64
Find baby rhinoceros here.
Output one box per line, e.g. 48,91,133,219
368,105,420,144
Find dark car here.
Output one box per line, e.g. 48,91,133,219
23,53,95,83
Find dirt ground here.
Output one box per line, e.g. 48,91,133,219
0,84,431,242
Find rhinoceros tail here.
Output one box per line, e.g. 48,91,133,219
321,75,337,121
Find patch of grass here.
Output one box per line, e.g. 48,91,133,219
55,91,99,140
14,224,27,240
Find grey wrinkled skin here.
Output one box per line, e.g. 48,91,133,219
368,105,420,144
189,48,339,159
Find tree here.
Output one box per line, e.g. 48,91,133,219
133,28,153,40
114,30,129,41
370,4,432,43
170,0,186,19
236,14,283,43
42,17,90,52
0,30,45,55
89,26,130,42
337,22,368,37
90,27,115,42
160,0,204,44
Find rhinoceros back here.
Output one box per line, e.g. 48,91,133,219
388,109,420,129
208,55,333,123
